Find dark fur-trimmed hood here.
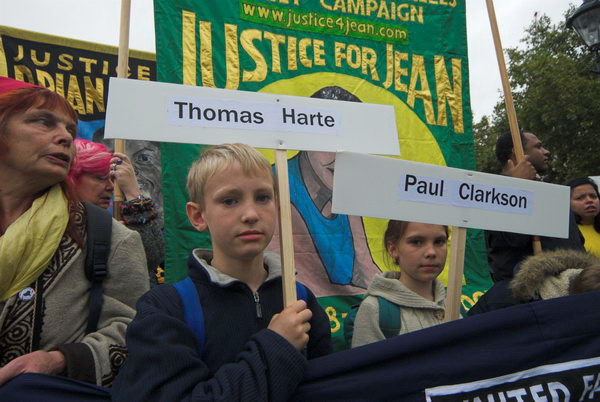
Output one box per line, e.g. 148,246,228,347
510,250,600,302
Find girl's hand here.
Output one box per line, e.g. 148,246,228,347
110,152,142,201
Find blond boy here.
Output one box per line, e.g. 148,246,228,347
113,143,332,401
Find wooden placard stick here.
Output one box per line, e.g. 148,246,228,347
274,149,297,306
113,0,131,220
444,226,467,322
485,0,542,254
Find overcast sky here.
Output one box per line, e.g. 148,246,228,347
0,0,576,123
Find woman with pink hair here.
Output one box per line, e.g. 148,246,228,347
69,139,164,285
67,140,114,208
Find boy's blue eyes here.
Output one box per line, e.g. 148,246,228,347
220,195,272,206
256,194,272,203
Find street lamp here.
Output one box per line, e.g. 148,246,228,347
567,0,600,49
567,0,600,73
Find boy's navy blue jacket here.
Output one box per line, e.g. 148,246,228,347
111,250,332,402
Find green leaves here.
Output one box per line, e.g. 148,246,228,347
475,6,600,184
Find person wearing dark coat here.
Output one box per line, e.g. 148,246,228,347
486,130,584,282
468,249,600,316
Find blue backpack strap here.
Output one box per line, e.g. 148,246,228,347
173,277,205,356
295,282,308,303
377,297,401,339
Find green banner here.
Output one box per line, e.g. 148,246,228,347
154,0,491,350
239,0,409,45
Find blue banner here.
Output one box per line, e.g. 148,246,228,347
293,291,600,401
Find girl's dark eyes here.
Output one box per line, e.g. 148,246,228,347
407,238,446,246
222,198,237,206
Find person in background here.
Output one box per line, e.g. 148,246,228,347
68,138,164,285
468,249,600,316
352,220,447,348
0,77,148,388
511,250,600,303
486,130,584,283
567,177,600,258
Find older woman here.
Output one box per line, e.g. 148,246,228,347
0,77,148,387
69,139,164,285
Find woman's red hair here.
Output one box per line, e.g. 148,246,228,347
0,86,78,154
0,86,83,245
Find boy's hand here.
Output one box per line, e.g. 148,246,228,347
268,300,312,351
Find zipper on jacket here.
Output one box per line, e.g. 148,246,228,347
253,291,262,318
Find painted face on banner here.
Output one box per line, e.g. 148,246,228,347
306,151,336,191
126,140,162,212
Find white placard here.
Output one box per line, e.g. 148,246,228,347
332,152,570,238
398,174,534,215
167,97,341,136
104,78,399,155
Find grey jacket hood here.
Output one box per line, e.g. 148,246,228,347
367,271,445,310
510,249,600,302
191,249,283,286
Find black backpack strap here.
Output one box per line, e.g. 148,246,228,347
83,202,112,334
